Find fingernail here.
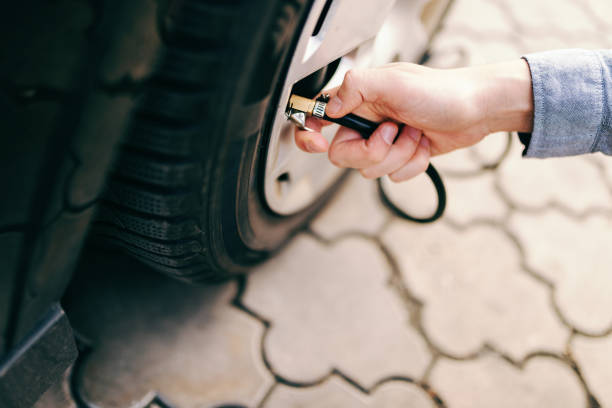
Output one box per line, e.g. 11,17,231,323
326,97,342,115
382,125,396,145
421,136,430,148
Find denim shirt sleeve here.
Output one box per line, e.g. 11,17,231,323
521,49,612,158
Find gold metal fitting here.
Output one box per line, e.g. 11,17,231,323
288,94,316,116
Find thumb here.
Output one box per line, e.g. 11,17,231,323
325,68,380,118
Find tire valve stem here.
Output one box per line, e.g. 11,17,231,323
286,93,380,139
285,94,322,132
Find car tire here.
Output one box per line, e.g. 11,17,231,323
92,0,347,282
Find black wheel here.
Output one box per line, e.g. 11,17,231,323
94,0,324,282
93,0,453,282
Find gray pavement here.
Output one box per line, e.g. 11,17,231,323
36,0,612,406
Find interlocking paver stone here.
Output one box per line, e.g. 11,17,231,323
265,377,435,408
573,334,612,408
499,0,595,33
509,210,612,334
443,0,513,33
379,173,443,221
68,256,272,408
464,39,523,65
426,132,513,177
424,40,470,69
583,0,612,29
521,34,605,55
243,235,431,388
416,130,515,183
33,369,75,408
430,353,585,408
429,29,521,66
381,221,567,359
382,171,507,225
498,143,611,213
584,152,612,189
310,171,387,239
601,159,612,188
443,173,508,224
471,132,513,168
431,146,482,175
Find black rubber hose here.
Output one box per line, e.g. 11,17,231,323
323,115,447,223
377,163,446,223
323,113,380,137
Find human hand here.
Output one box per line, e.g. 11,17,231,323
294,60,533,181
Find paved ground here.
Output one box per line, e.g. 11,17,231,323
35,0,612,407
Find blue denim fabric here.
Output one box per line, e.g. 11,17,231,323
522,49,612,158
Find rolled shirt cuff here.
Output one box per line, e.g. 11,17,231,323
521,49,606,158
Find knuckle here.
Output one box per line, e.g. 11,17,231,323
343,69,358,88
361,144,385,165
360,168,377,179
362,153,376,167
330,158,344,168
327,149,344,168
342,69,365,98
370,148,387,164
388,172,404,183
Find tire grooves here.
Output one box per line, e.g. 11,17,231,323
154,47,228,88
95,0,310,280
96,206,200,240
125,117,203,158
112,149,202,189
93,223,201,256
95,0,249,278
136,85,210,124
104,179,199,217
95,234,202,267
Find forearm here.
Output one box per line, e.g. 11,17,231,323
472,59,534,135
471,49,612,158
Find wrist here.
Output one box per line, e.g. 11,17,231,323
474,59,534,134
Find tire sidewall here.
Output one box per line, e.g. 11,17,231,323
206,0,347,272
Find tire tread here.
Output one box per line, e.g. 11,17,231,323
95,0,308,281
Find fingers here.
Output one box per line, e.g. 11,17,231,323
293,81,381,153
359,126,422,179
328,121,398,168
388,137,431,182
325,68,382,118
294,117,329,153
